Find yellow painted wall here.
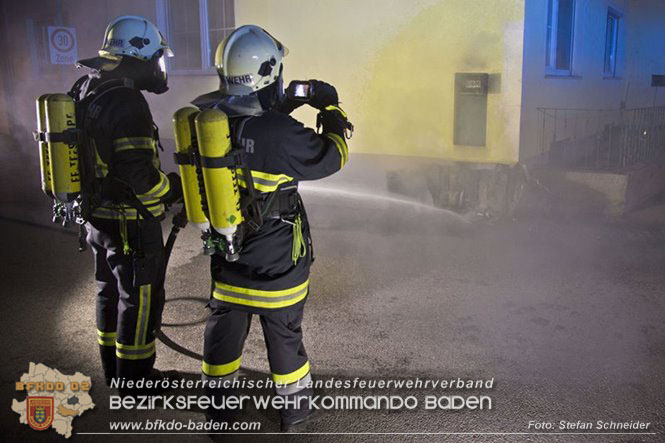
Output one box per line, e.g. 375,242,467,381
236,0,525,164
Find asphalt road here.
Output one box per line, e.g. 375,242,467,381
1,182,664,442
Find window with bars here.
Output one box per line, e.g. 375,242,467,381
159,0,234,74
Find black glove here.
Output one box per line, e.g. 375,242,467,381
164,172,183,204
308,80,338,110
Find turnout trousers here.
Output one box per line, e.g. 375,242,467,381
202,299,313,422
86,217,166,383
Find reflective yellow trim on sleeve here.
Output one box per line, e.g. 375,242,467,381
201,357,242,377
236,170,294,193
112,137,156,153
325,133,348,169
137,196,161,206
213,280,309,309
273,361,311,385
139,172,170,199
97,330,116,347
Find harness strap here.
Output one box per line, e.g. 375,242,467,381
76,78,157,222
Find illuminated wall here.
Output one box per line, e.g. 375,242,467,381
3,0,663,171
235,0,526,165
519,0,665,163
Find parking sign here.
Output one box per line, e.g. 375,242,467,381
47,27,78,64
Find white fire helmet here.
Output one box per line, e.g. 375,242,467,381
99,15,173,61
214,25,288,96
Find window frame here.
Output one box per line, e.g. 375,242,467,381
603,8,621,78
545,0,577,77
156,0,233,76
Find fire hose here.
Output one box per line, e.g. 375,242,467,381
155,206,205,361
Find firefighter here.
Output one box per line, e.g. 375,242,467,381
72,16,182,386
195,25,351,431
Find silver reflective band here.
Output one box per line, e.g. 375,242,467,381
202,372,239,384
275,372,312,396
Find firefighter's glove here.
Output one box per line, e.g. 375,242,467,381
164,172,184,204
317,105,353,138
308,80,339,110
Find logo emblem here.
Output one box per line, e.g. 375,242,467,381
27,397,54,431
108,38,124,47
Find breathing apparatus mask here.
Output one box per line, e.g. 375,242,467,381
256,66,285,111
95,50,167,94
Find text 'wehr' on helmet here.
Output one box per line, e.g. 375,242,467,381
77,15,174,94
214,25,288,96
99,15,173,62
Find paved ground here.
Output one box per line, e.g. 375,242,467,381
1,170,664,441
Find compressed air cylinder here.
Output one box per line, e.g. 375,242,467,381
194,109,242,237
36,94,54,198
45,93,80,202
173,107,210,231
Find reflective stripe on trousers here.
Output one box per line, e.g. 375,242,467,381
202,301,311,399
212,280,309,309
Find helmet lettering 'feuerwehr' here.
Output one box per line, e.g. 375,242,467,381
214,25,288,96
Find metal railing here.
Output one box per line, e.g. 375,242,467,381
537,106,665,170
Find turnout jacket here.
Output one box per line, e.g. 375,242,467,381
74,75,175,220
209,105,349,313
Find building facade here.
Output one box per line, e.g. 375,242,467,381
0,0,663,212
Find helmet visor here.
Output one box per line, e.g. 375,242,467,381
157,55,167,75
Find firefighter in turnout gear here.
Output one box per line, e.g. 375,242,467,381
191,25,351,430
72,16,182,386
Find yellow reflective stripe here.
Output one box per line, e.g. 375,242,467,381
213,280,309,309
96,201,164,210
139,172,170,199
134,284,151,346
116,350,155,360
325,133,348,169
94,148,108,178
201,357,242,377
214,280,309,297
116,340,155,360
213,292,309,309
91,204,165,220
112,137,155,153
116,347,156,359
273,361,311,385
116,341,155,351
237,170,294,193
97,330,116,346
137,196,160,206
324,105,348,119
